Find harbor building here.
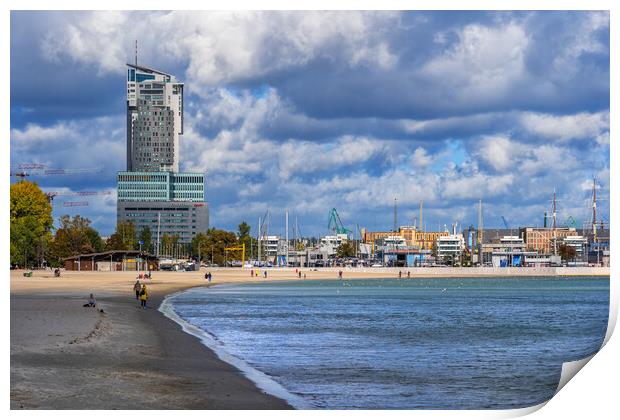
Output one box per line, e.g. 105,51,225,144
519,227,577,254
118,62,208,251
480,236,538,267
436,234,465,265
557,235,588,265
361,226,448,250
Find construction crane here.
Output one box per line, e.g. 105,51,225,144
10,166,103,180
45,190,112,204
63,201,89,207
328,208,352,236
500,215,514,237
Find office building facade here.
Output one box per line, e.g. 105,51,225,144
118,63,208,249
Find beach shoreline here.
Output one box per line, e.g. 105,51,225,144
10,267,609,409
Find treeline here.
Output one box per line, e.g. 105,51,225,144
10,181,256,268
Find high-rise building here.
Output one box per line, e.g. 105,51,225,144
126,64,183,172
118,62,208,252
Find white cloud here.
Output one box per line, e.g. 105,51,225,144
277,136,386,178
476,135,515,172
411,147,433,169
41,11,399,85
10,117,125,173
520,111,609,142
422,22,529,98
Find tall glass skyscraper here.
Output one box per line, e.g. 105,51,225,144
117,63,208,252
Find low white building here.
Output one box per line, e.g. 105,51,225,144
259,235,281,258
319,233,349,256
380,235,407,250
436,234,465,264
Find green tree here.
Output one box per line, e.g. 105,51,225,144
10,181,53,267
237,221,255,258
336,241,356,258
138,226,152,253
190,228,237,265
192,232,209,262
50,215,103,263
106,221,137,250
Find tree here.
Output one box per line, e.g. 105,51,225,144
138,226,152,253
336,241,356,258
238,221,251,238
237,221,254,258
106,221,137,250
50,215,103,264
192,232,209,262
191,228,237,265
10,181,53,267
160,233,171,256
558,243,577,263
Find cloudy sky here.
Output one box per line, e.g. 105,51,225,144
10,11,610,237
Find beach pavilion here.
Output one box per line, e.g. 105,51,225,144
62,250,159,271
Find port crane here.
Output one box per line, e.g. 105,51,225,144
328,208,352,237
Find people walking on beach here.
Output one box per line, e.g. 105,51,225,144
251,269,254,277
303,273,306,279
83,293,96,308
139,285,148,309
338,270,343,279
407,271,411,278
263,270,267,278
398,270,402,278
298,271,302,279
133,279,142,300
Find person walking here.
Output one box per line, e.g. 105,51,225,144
298,271,302,279
133,279,142,300
139,284,148,309
263,270,267,278
207,272,212,283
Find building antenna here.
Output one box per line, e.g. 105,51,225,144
135,40,138,67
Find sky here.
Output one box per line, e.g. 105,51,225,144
9,10,610,238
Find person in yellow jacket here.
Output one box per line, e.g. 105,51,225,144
139,284,148,309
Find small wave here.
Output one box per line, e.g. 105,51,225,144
159,288,312,409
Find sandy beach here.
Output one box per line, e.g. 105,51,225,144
10,266,609,409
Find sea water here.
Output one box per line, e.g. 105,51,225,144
166,277,609,409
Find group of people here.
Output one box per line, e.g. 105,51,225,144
398,271,411,278
204,271,212,283
133,279,149,308
249,270,270,279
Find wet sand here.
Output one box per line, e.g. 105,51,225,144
10,269,303,409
